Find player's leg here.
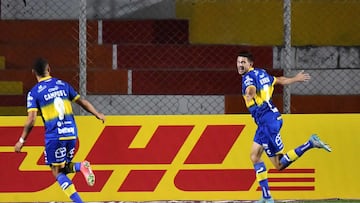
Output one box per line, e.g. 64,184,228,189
251,127,273,202
277,134,331,170
253,119,286,203
263,118,285,171
72,160,95,186
63,139,95,186
45,140,83,203
264,118,329,170
52,164,83,203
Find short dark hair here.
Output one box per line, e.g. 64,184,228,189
238,51,254,63
33,58,48,77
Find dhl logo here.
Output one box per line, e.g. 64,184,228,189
0,124,315,194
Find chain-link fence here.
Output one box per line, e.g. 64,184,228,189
0,0,359,116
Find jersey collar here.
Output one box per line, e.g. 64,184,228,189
39,76,52,82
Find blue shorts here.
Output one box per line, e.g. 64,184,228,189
44,139,76,165
254,118,284,157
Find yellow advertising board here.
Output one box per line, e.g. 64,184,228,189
0,114,358,202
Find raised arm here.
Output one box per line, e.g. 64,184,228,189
275,70,311,85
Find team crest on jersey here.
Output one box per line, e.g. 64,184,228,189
244,75,253,86
37,85,47,93
56,80,65,86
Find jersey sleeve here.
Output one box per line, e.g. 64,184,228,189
242,73,257,108
64,81,80,102
272,75,277,85
242,74,256,92
26,90,38,112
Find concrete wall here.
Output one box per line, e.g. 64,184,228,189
176,0,360,46
73,95,225,115
0,0,176,19
273,46,360,95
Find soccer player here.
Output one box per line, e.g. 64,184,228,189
14,58,105,203
236,51,331,203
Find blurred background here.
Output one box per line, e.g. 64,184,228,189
0,0,359,116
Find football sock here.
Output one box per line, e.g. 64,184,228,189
57,173,83,203
280,140,313,169
254,162,271,199
74,162,81,172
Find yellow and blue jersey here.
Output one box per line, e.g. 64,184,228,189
242,67,280,124
27,76,80,140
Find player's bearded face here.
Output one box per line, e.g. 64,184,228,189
237,56,251,75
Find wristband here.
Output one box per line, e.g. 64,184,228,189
19,137,25,144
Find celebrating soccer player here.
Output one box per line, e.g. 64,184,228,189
236,51,331,203
14,58,105,203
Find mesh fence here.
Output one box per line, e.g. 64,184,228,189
0,0,359,116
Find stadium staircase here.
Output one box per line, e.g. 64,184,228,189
0,19,276,115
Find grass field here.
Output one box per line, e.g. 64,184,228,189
287,201,360,203
11,201,360,203
215,200,360,203
262,200,360,203
189,200,360,203
15,200,360,203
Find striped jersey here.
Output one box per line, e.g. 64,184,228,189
242,67,281,124
26,76,80,140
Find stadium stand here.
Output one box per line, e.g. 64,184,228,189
2,18,356,114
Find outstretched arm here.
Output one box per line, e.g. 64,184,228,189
275,70,311,86
75,98,105,123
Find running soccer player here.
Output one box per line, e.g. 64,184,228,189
236,51,331,203
14,58,105,203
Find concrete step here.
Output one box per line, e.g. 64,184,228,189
131,69,283,95
0,43,113,70
0,106,26,116
102,19,189,44
0,20,97,44
0,69,127,95
0,81,23,95
0,56,5,69
117,44,273,69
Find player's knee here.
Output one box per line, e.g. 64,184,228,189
274,164,285,171
276,154,286,171
250,153,261,164
49,164,63,177
270,154,285,171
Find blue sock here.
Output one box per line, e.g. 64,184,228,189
280,140,313,169
74,162,81,172
254,162,271,199
294,140,313,156
57,173,83,203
